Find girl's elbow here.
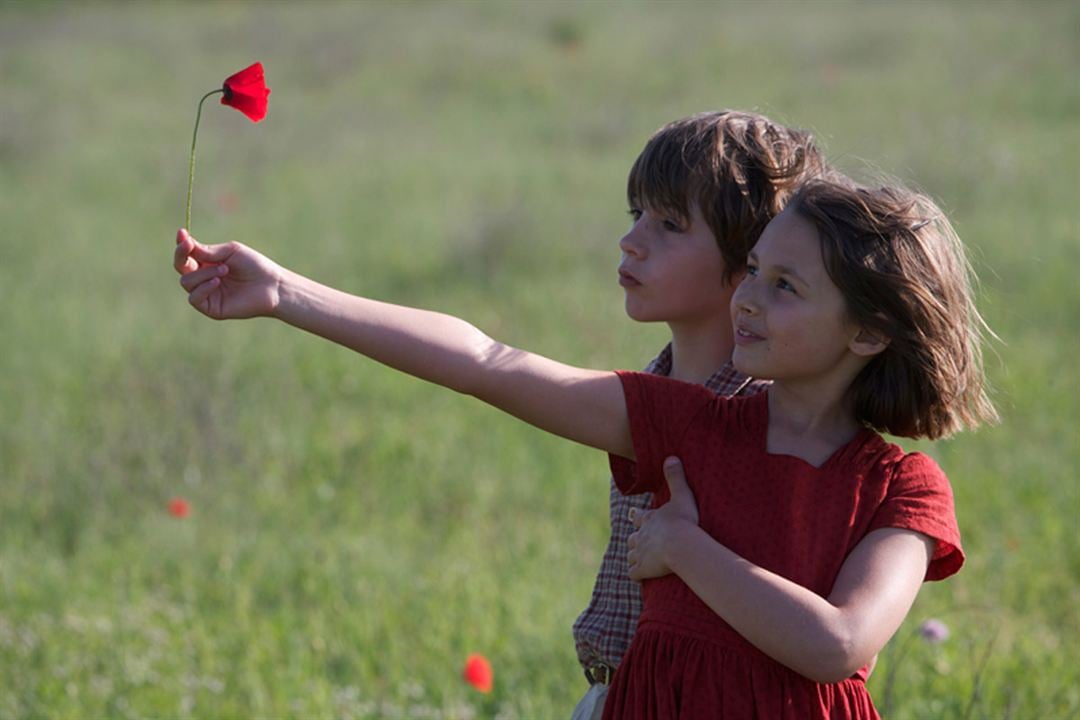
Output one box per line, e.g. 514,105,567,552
450,333,504,396
803,634,867,684
805,662,863,685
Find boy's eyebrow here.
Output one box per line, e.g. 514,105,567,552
747,251,810,287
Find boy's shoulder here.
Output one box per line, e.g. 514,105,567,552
643,343,767,400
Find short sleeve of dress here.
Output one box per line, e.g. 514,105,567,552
607,371,718,497
868,452,964,581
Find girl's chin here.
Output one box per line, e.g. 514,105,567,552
731,348,762,377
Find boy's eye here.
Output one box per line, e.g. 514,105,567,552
627,208,642,222
661,219,683,233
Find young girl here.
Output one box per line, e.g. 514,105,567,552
173,178,996,718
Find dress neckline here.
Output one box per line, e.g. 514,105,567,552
750,391,879,471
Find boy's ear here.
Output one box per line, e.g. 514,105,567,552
849,327,890,357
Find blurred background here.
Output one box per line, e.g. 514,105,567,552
1,1,1076,717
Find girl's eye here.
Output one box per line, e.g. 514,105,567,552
777,277,797,293
746,264,759,277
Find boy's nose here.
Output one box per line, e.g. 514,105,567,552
619,226,646,258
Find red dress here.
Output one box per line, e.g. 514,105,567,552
602,372,964,720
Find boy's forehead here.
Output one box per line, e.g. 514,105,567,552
633,191,690,216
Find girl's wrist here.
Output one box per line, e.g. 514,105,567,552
663,519,703,574
270,267,305,322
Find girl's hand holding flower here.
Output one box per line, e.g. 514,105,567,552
174,229,283,320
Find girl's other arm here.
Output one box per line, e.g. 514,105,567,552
174,230,633,459
634,458,932,683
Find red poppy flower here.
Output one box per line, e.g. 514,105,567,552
168,497,192,519
463,653,493,693
185,62,269,231
221,62,270,123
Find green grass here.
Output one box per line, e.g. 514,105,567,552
1,1,1077,717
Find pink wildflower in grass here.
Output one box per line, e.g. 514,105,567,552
919,618,950,644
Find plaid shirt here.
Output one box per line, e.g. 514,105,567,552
571,344,770,673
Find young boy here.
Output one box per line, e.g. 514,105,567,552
569,111,826,720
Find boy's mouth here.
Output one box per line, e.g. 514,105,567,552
618,267,641,287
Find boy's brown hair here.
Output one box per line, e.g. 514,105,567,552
627,110,827,284
791,179,999,440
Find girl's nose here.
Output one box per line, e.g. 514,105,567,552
732,277,757,314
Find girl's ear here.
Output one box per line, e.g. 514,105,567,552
850,327,890,357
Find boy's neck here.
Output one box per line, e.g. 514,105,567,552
666,320,736,384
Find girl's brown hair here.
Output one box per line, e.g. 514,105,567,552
791,179,999,440
627,111,827,285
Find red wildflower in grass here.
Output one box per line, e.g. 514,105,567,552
220,62,271,123
168,497,191,519
463,653,493,693
185,62,270,231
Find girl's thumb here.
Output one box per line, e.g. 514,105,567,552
190,239,235,263
663,457,694,501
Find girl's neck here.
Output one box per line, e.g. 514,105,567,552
667,318,736,384
765,382,863,468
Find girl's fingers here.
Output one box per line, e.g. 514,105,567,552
629,507,650,528
175,229,237,270
174,234,197,274
179,264,227,292
187,276,221,310
177,255,199,275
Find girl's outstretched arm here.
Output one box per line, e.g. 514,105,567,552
629,458,933,683
174,230,633,459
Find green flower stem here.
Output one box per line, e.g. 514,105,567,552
186,88,225,232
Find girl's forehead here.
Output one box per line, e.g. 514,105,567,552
751,210,834,286
754,208,819,258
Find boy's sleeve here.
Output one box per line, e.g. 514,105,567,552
608,371,716,497
868,452,965,581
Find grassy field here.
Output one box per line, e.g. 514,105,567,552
1,1,1077,717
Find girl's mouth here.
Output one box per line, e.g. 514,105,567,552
735,326,764,345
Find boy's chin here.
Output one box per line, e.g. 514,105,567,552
623,300,664,323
